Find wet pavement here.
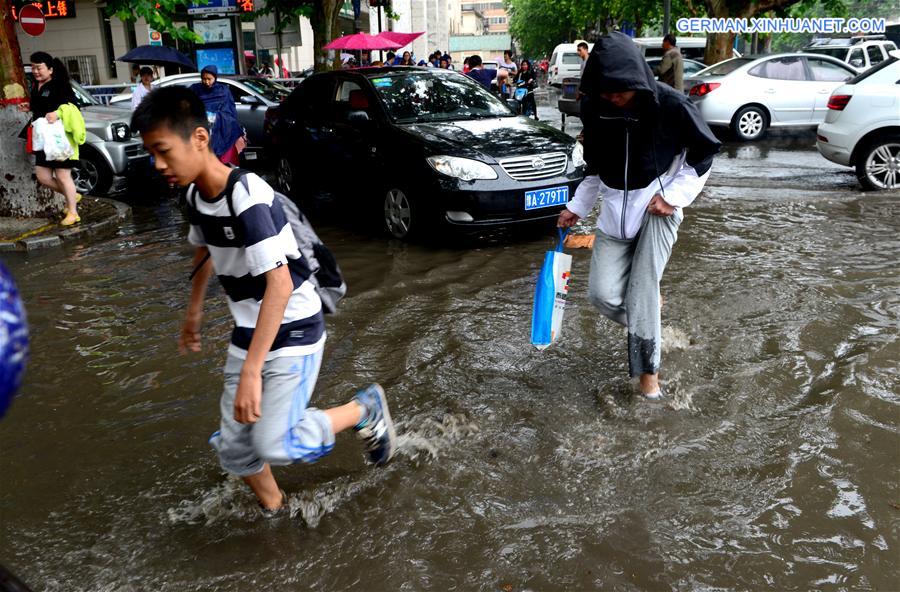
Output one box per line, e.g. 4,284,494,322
1,91,898,591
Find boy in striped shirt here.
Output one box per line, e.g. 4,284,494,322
133,87,396,515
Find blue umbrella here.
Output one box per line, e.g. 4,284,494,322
117,45,196,70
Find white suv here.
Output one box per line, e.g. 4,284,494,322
803,35,897,71
816,50,900,190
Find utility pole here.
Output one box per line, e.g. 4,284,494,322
663,0,671,36
275,6,283,76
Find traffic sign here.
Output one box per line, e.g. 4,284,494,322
19,5,46,37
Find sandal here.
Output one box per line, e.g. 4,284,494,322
60,212,81,226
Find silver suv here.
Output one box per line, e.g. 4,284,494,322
25,66,149,196
803,35,898,71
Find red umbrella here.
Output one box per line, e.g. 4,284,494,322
378,31,424,49
324,32,401,51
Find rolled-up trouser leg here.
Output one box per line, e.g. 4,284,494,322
210,350,335,477
625,213,681,377
588,229,635,327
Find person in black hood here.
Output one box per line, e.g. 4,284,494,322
558,32,721,401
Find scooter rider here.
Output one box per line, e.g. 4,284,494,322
557,32,721,400
514,59,538,119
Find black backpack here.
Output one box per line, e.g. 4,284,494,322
188,168,346,314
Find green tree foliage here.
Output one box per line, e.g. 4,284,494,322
507,0,710,57
106,0,374,71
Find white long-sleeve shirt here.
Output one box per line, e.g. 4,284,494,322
567,149,711,240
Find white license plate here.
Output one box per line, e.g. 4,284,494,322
525,186,568,211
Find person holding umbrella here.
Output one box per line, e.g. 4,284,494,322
189,65,244,165
131,66,154,111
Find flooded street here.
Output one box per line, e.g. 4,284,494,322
1,103,899,590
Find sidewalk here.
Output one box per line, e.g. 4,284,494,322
0,196,131,251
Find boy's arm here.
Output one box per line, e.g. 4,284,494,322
180,247,213,354
233,264,294,424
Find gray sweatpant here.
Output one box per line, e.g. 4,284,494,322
588,211,681,377
209,349,335,477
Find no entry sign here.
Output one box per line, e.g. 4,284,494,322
19,5,46,37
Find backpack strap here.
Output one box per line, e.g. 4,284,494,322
223,167,249,220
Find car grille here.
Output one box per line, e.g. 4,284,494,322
498,152,568,181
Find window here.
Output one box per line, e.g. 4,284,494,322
848,48,865,68
867,45,885,66
336,80,362,103
805,47,849,60
704,57,753,76
807,58,853,82
562,53,582,65
749,57,806,81
226,83,250,102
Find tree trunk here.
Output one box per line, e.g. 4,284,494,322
311,0,343,72
0,0,59,217
705,32,737,64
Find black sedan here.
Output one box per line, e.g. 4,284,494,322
266,67,585,239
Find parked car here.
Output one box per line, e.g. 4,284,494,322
24,66,149,196
685,53,858,141
633,37,742,62
816,50,900,191
110,74,289,164
646,57,707,80
548,42,591,86
267,67,585,240
803,35,897,72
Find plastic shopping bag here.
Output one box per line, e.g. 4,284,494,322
531,228,572,349
30,118,46,152
34,118,74,161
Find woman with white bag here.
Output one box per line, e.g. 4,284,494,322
23,52,82,226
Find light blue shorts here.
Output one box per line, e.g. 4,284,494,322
209,349,334,477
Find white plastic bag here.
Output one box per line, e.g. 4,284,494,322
32,117,73,161
30,118,46,152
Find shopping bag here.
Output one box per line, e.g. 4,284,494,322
531,228,572,349
34,118,73,161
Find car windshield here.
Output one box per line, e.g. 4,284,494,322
370,71,514,123
848,54,898,84
804,47,848,60
240,77,290,102
699,57,754,76
69,79,99,107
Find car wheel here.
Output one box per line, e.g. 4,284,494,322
275,156,293,195
383,187,418,240
855,135,900,191
72,150,112,196
731,106,768,142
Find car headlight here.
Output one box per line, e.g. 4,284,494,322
571,141,586,168
427,156,497,181
112,123,130,141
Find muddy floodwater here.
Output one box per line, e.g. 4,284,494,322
1,124,899,591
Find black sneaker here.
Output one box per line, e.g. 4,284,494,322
352,384,397,466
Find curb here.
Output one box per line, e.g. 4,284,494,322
0,198,132,252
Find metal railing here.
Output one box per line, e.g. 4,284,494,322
84,84,130,105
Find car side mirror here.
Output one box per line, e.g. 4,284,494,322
849,58,863,68
347,110,370,124
239,95,262,105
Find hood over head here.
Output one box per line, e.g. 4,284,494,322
579,32,657,105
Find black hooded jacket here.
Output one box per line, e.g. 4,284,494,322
578,32,720,191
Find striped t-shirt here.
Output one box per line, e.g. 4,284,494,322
187,172,325,360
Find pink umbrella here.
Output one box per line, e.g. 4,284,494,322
324,32,401,51
378,31,424,49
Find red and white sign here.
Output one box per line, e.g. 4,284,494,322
19,5,45,37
